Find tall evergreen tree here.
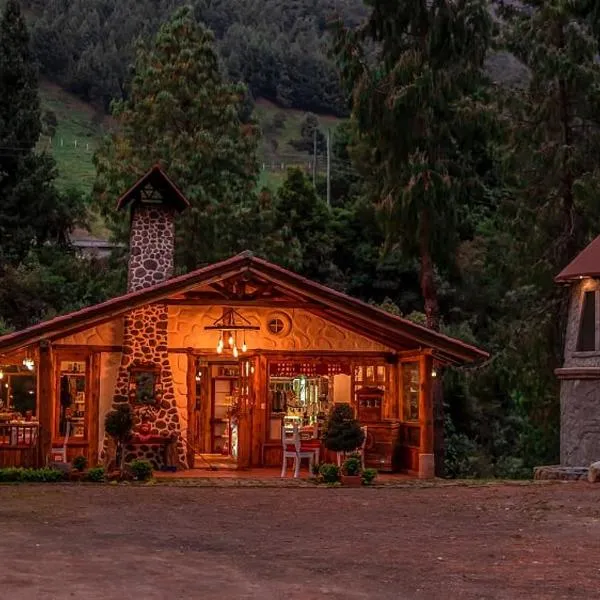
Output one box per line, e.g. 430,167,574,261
334,0,494,331
94,7,265,271
0,0,78,264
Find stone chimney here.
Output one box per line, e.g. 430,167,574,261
104,166,190,470
117,165,189,291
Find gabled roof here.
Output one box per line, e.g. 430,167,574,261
555,235,600,283
116,164,190,212
0,252,489,365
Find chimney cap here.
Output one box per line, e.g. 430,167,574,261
115,164,190,213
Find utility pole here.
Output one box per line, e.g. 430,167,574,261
326,128,331,207
312,128,317,187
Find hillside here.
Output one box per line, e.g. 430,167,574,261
39,82,340,195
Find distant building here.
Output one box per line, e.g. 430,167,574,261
69,227,122,259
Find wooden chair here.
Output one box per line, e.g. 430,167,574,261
337,425,368,469
281,423,315,478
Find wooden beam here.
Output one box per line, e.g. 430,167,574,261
186,352,196,468
38,342,53,465
88,352,101,466
163,299,318,308
52,344,123,353
418,353,434,479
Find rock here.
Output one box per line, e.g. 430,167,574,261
588,461,600,483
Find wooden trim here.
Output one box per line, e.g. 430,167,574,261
167,348,396,359
555,367,600,380
186,352,196,467
164,299,320,308
419,354,433,456
88,352,100,465
52,344,122,353
38,343,53,464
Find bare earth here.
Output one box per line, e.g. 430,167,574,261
0,482,599,600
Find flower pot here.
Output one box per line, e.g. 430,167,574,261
341,474,362,487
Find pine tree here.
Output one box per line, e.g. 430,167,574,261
333,0,494,331
0,0,78,264
93,7,266,271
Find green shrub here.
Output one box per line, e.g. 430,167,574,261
72,455,88,471
322,403,364,453
85,467,105,482
130,459,153,481
318,463,340,484
361,468,377,485
342,455,361,476
0,467,65,482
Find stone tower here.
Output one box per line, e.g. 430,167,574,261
108,165,190,469
556,235,600,466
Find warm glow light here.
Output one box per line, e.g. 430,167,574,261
432,369,437,378
242,342,247,353
0,370,3,380
22,358,34,371
216,344,223,354
232,346,239,358
228,334,235,347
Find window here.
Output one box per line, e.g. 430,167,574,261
577,291,598,351
0,365,36,417
401,362,420,422
268,318,285,335
266,312,291,336
58,361,87,438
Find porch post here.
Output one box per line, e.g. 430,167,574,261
38,341,53,466
418,353,435,479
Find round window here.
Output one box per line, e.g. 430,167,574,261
268,318,285,335
266,312,291,337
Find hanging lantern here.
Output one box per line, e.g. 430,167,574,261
205,308,260,356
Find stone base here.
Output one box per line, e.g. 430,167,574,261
418,453,435,479
533,465,589,481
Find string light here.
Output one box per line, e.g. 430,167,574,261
232,346,239,359
228,333,235,347
0,369,3,380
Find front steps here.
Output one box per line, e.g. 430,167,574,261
194,453,238,470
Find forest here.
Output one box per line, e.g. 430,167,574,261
2,0,600,478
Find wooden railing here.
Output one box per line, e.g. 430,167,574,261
0,423,42,468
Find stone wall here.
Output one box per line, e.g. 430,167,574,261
110,304,187,469
559,279,600,466
127,204,175,291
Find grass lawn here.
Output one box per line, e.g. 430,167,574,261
0,482,597,599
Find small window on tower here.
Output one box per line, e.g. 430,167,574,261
577,291,597,351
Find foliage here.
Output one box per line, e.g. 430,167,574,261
129,459,153,481
361,468,377,485
72,455,87,472
84,466,105,482
0,467,65,482
93,8,271,272
104,404,134,471
25,0,358,115
323,403,365,453
317,463,340,484
0,0,79,266
341,455,361,476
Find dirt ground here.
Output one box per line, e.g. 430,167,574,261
0,482,599,600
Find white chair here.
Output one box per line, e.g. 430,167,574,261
337,425,368,469
49,421,70,464
281,423,315,478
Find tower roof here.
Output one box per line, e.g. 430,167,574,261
115,164,190,212
555,235,600,283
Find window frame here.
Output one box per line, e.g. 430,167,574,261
575,289,600,355
400,360,420,423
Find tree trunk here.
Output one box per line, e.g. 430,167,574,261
419,210,444,476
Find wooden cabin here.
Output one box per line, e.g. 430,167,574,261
0,166,488,478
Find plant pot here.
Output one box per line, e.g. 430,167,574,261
341,474,362,487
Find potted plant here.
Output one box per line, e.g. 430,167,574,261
322,403,365,462
104,403,134,476
341,455,363,486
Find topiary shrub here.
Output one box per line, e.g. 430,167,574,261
318,463,340,484
130,459,153,481
72,455,87,472
85,467,105,482
105,403,134,471
322,403,365,453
